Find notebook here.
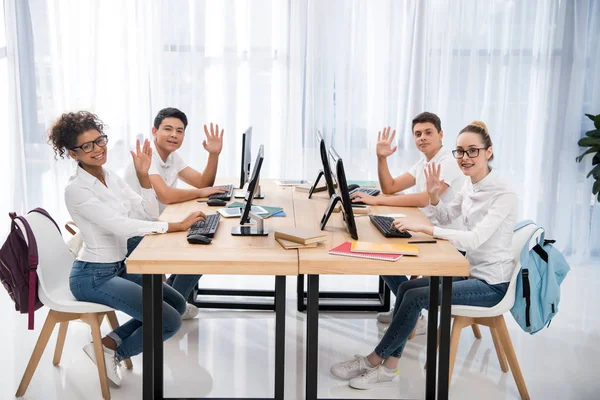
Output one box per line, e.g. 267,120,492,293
276,238,319,250
351,241,419,256
274,228,327,245
329,242,403,262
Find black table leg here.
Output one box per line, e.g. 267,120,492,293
274,276,286,400
437,277,453,400
426,276,440,400
305,275,319,400
143,274,163,400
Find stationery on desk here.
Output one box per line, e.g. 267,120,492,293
328,242,403,262
351,241,419,256
226,201,286,218
274,228,327,245
275,237,320,250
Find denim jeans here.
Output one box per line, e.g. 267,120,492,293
381,275,409,295
127,236,202,301
69,238,187,360
374,277,508,359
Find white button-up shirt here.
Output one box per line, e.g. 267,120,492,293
430,169,517,284
408,146,465,226
65,166,168,263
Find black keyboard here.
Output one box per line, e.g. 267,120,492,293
369,215,412,238
209,184,233,201
187,214,221,238
350,187,380,196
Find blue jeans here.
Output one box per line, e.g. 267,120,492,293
127,236,202,301
381,275,409,295
374,277,508,359
68,238,187,361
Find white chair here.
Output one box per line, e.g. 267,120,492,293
445,224,539,400
14,212,132,400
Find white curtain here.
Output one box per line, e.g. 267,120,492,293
302,0,600,261
3,0,600,260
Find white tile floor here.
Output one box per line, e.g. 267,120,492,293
3,265,599,400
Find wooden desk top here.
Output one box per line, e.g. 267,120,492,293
126,180,298,275
295,191,470,277
127,180,469,277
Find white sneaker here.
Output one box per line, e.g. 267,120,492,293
377,308,394,324
414,315,427,336
330,355,376,380
182,303,199,320
83,342,122,386
349,365,399,389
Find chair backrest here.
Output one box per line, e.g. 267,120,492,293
498,223,544,310
15,212,77,309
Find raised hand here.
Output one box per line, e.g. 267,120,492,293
130,139,152,175
376,126,398,159
202,123,224,155
424,162,445,201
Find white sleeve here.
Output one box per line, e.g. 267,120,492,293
148,154,162,176
173,152,188,173
65,185,168,237
439,156,463,188
433,193,517,251
407,160,420,178
428,181,466,225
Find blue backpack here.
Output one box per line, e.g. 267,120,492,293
510,220,570,334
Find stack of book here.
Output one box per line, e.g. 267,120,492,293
274,228,327,249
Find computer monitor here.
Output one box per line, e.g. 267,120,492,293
239,127,252,189
308,130,336,199
231,145,268,236
320,147,358,240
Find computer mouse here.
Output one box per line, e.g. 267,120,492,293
207,198,227,207
187,234,212,245
347,184,360,191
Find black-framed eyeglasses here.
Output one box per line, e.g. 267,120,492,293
71,135,109,153
452,147,487,159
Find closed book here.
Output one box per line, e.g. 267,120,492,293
295,184,325,193
276,238,319,249
274,228,327,245
350,241,419,256
328,242,403,262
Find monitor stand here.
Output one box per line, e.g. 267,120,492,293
231,212,269,236
234,185,265,199
308,170,324,199
320,193,341,230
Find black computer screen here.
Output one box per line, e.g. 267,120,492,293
239,127,252,189
240,144,264,225
329,147,358,240
317,131,336,198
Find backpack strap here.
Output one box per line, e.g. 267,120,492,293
29,208,61,234
10,213,40,330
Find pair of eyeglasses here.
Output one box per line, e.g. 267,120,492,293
452,147,487,159
71,135,109,153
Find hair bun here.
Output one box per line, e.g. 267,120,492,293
470,120,488,133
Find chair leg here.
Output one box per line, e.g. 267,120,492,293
53,321,69,366
16,311,59,396
105,311,133,370
408,327,417,340
471,323,482,339
448,317,469,385
494,316,530,400
86,314,111,400
489,325,509,372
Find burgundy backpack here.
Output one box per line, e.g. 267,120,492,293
0,208,61,329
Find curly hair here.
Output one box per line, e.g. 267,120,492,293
48,111,107,159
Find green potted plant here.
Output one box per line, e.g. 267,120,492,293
576,113,600,201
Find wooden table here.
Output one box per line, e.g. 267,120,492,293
294,194,470,400
127,182,298,400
